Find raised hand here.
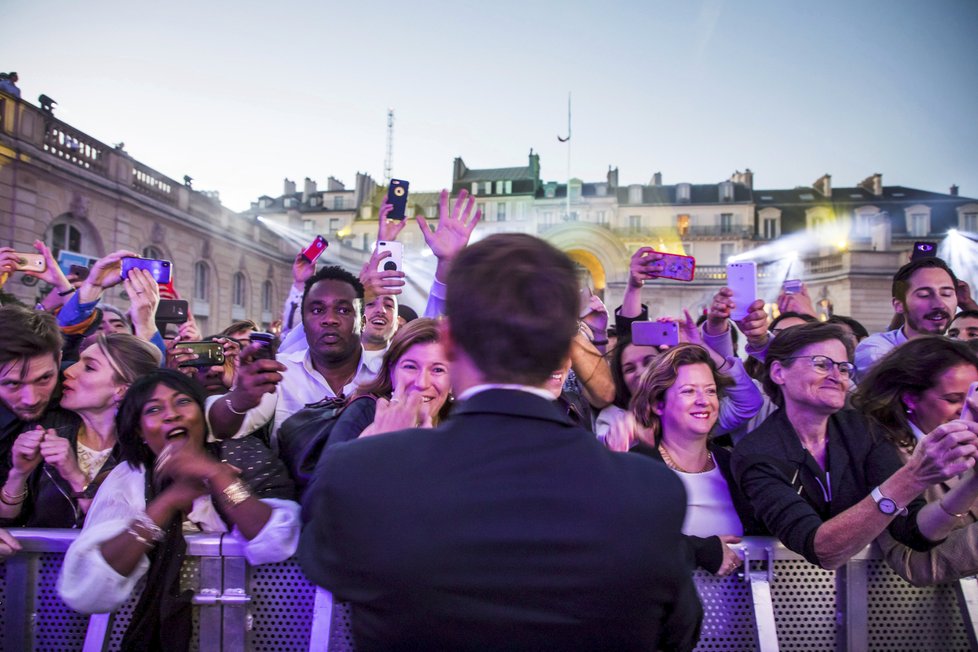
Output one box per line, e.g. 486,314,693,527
907,420,978,486
78,249,139,303
377,199,409,243
777,282,816,317
416,189,481,264
360,248,405,300
11,427,46,477
228,342,287,412
628,247,665,288
706,288,735,335
40,430,86,490
734,299,769,349
715,535,744,577
292,253,316,291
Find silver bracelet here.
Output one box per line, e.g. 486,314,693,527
225,396,248,415
131,511,165,543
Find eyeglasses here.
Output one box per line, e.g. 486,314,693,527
782,355,856,377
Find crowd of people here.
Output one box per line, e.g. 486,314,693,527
2,189,978,649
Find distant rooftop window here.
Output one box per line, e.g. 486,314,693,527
892,192,905,197
799,193,815,201
760,195,774,201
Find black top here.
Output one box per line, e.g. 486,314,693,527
731,408,934,566
632,440,764,573
0,402,74,487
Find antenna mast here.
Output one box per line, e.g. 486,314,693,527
384,108,394,184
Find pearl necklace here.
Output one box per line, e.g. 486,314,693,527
659,444,715,474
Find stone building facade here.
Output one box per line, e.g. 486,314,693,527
0,91,296,336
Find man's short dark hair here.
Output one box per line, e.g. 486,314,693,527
951,310,978,325
891,258,958,304
446,233,579,385
0,305,63,374
301,266,365,313
826,314,870,341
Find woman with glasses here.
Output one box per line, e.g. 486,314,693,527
854,337,978,584
732,322,978,570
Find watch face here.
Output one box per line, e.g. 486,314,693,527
878,497,897,515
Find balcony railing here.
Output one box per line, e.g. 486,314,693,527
43,120,108,176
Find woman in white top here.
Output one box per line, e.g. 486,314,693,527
0,333,160,527
58,369,299,650
625,344,761,576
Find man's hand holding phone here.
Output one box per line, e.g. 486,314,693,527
777,281,816,318
628,248,666,288
378,200,409,242
360,246,405,300
226,342,287,414
78,249,139,304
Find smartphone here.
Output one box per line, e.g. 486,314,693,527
632,321,680,348
57,250,98,276
122,257,172,284
178,341,225,368
68,264,91,281
727,261,758,321
249,332,279,361
376,241,403,273
386,179,410,220
14,253,46,273
155,299,189,324
783,279,803,295
650,251,696,282
961,381,978,422
301,235,328,263
911,241,937,260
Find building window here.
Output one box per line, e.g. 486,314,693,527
303,219,314,232
329,218,341,233
471,182,479,196
497,203,506,222
262,280,274,312
142,246,164,260
763,217,779,240
720,213,733,234
677,214,690,237
543,211,554,224
495,181,505,194
504,180,512,194
964,212,978,232
425,205,437,218
677,183,691,203
232,272,247,308
477,202,486,219
193,262,209,301
483,181,492,195
333,196,344,210
596,211,608,225
629,215,641,230
910,213,928,237
50,223,82,258
720,243,735,265
719,182,734,202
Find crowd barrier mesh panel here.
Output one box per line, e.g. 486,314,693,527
34,552,89,651
105,575,149,652
328,602,355,651
0,559,7,642
692,569,757,651
248,558,318,651
865,559,971,651
769,559,837,651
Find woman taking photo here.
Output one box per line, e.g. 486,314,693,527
626,344,756,576
854,336,978,584
732,322,978,570
0,333,160,527
58,369,299,650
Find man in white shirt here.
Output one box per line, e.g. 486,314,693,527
208,266,373,444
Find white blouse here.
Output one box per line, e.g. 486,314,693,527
672,465,744,538
57,463,300,614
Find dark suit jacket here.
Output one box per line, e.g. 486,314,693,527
300,389,702,652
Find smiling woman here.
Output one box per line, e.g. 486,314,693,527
733,322,978,571
58,369,300,650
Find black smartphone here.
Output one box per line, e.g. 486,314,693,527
911,241,937,260
249,332,279,361
155,299,189,324
122,257,172,284
178,341,226,368
68,264,91,281
386,179,409,220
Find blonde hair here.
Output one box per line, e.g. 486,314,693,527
95,333,162,386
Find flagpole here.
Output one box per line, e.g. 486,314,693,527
566,92,571,220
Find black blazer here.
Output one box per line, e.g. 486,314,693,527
300,389,703,652
731,408,932,566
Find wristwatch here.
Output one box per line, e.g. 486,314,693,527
871,486,908,516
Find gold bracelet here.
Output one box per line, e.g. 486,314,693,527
938,499,968,519
222,480,252,508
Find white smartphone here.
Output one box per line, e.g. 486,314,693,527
376,241,403,273
632,321,680,347
727,261,758,321
961,381,978,422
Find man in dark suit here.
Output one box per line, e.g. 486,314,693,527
300,233,701,651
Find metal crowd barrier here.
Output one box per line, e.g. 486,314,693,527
2,530,977,651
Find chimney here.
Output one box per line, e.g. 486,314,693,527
730,168,755,190
651,172,663,186
283,178,296,195
871,213,892,252
302,177,317,203
327,176,345,192
813,174,832,197
951,184,960,196
453,157,467,183
528,149,540,180
858,173,883,197
607,166,619,189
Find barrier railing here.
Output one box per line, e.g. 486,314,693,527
2,530,976,651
